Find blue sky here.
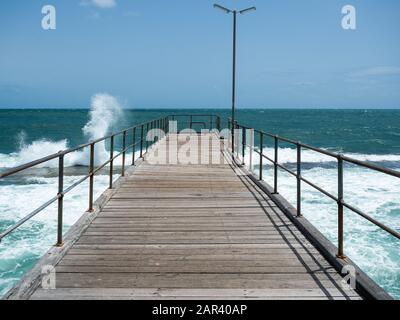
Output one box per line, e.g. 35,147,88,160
0,0,399,109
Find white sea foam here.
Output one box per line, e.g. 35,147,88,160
1,120,400,298
244,149,400,298
3,145,400,169
1,160,399,297
0,93,127,296
259,147,400,164
0,174,113,296
0,93,123,169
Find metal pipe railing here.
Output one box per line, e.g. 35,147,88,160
0,114,220,246
296,142,302,217
230,119,400,259
88,143,95,212
57,154,64,246
132,127,136,166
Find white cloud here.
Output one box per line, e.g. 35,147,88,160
351,66,400,77
80,0,116,9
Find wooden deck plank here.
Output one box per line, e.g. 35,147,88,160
26,133,361,300
30,288,361,300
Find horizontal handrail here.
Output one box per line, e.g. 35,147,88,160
229,118,400,260
0,114,220,245
0,118,158,242
0,120,156,179
230,117,400,173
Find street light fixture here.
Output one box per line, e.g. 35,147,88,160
213,3,256,158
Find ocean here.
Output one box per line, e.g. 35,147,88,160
1,106,400,299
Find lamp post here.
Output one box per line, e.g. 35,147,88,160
214,4,256,158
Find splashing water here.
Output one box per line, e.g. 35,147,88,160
78,93,123,166
0,93,123,169
0,94,124,297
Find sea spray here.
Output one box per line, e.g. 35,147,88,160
73,93,123,166
0,93,123,168
1,109,400,298
0,94,124,296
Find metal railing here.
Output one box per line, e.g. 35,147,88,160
228,118,400,259
169,114,221,132
0,114,220,246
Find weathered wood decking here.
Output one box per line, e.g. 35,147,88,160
24,133,360,299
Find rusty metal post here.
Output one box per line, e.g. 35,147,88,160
122,130,126,177
132,127,136,165
146,123,149,153
337,155,345,259
88,143,94,212
259,132,263,180
140,125,144,158
273,136,278,194
235,121,239,158
242,126,246,165
56,153,64,246
109,135,114,189
297,142,302,217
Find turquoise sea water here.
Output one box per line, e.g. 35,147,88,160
0,108,400,298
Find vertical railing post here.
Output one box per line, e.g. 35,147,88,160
153,120,155,144
231,118,235,156
242,126,246,165
190,115,193,130
210,115,213,130
150,121,153,147
259,132,263,180
156,119,159,142
167,116,170,134
217,116,221,132
296,142,302,217
132,127,136,165
56,153,64,247
109,135,114,189
228,118,232,154
249,129,254,172
88,143,94,212
235,121,239,158
157,119,160,142
146,123,149,153
273,136,279,194
140,125,144,158
337,155,345,259
122,130,126,177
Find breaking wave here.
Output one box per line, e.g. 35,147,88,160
0,93,123,169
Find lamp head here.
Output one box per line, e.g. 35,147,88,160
213,4,232,14
239,7,257,15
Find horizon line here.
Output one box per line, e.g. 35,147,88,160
1,107,400,110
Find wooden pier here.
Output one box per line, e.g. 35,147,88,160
5,132,363,300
